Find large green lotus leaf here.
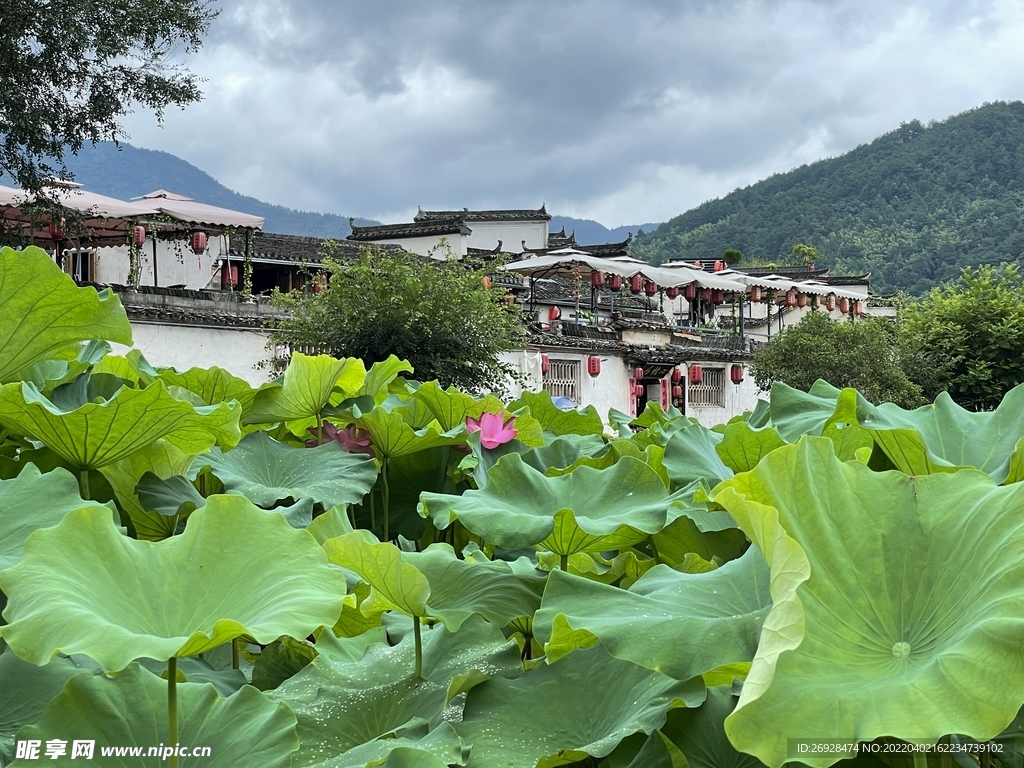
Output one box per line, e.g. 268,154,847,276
535,546,770,678
306,720,470,768
827,383,1024,483
368,446,459,541
324,532,431,618
602,730,687,768
420,454,697,554
10,663,298,767
134,472,205,518
0,496,348,670
0,380,240,469
409,381,506,432
651,514,747,569
402,544,547,631
252,636,319,691
659,685,767,768
0,247,133,384
709,437,1024,768
509,390,606,436
0,652,93,764
0,464,113,570
715,422,787,474
158,365,258,412
271,616,520,768
356,356,415,403
632,401,688,430
196,431,378,509
100,439,195,541
244,353,366,425
664,422,733,488
767,380,845,442
463,433,605,489
135,655,247,698
455,644,706,768
353,406,464,459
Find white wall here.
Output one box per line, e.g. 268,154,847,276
465,221,548,253
372,234,468,258
95,236,229,290
501,348,632,421
685,362,762,428
112,322,276,386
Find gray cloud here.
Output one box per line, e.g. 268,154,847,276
121,0,1024,226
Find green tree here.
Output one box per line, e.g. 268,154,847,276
751,311,922,407
898,265,1024,410
271,243,525,393
0,0,217,194
791,243,821,265
722,248,743,265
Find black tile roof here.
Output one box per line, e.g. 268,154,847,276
347,217,472,241
522,233,632,259
414,205,550,222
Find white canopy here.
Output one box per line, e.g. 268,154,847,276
0,183,156,219
139,190,264,230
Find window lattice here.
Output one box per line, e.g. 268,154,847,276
688,367,725,408
543,359,580,403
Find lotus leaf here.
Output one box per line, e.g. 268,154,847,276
663,422,733,488
252,636,319,691
0,496,348,670
0,464,114,570
158,365,258,412
651,514,747,569
196,431,377,510
0,247,133,384
100,439,195,541
0,380,240,470
352,406,464,459
324,532,431,618
535,546,769,677
715,422,787,474
135,472,205,518
455,644,706,768
10,663,298,767
659,684,768,768
356,356,415,402
827,382,1024,482
509,390,605,436
244,353,366,425
710,437,1024,767
136,656,247,697
307,504,356,544
305,720,470,768
0,652,92,764
270,616,520,767
419,454,700,555
767,380,846,441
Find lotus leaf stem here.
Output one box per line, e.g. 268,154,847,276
316,414,324,446
167,657,179,768
560,553,568,572
413,615,423,679
231,638,239,670
382,456,391,542
79,469,90,500
913,751,927,768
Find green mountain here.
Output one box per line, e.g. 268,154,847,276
62,142,379,237
633,101,1024,294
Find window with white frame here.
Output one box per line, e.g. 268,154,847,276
688,367,725,407
542,358,580,403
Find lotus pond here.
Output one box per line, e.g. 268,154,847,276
1,245,1024,767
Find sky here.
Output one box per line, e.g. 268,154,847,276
121,0,1024,227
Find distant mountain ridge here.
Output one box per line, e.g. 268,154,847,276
60,142,659,246
633,101,1024,295
62,142,379,238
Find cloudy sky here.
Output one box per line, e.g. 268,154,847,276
122,0,1024,227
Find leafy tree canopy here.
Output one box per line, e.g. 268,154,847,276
0,0,217,195
898,265,1024,410
270,243,524,393
751,311,922,408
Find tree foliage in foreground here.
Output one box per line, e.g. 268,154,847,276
271,243,524,393
0,0,217,194
751,310,923,408
899,265,1024,411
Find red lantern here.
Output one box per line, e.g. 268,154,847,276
190,231,207,254
503,295,516,305
133,225,146,246
701,288,712,304
633,367,644,380
785,290,797,307
590,271,605,288
665,286,680,299
644,280,658,296
731,364,744,384
672,384,683,399
796,292,808,308
634,384,645,398
839,297,850,314
48,218,65,239
482,276,492,289
684,283,697,300
608,274,623,291
548,306,561,321
671,368,682,383
587,355,601,376
854,299,864,316
630,275,643,294
541,354,550,374
713,260,724,272
826,294,836,312
693,260,702,268
221,264,239,289
712,289,725,304
749,285,761,303
689,364,703,384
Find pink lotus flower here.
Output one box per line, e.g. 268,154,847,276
307,422,376,458
466,412,518,450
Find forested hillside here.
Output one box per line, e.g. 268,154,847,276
633,102,1024,294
